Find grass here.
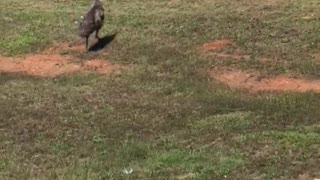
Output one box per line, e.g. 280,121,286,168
1,0,320,179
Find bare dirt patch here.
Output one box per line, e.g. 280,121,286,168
311,53,320,63
0,42,123,77
201,39,233,53
201,40,320,93
206,52,274,64
82,60,122,74
0,54,78,77
209,68,320,93
44,42,85,54
206,52,251,61
201,40,274,64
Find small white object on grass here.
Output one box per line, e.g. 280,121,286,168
122,168,133,175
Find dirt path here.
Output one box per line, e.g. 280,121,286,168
202,39,320,93
0,42,123,77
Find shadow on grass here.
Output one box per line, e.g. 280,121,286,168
0,72,41,83
88,33,117,52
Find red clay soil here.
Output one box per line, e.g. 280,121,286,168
206,52,251,61
43,42,85,54
201,39,233,53
206,52,274,64
201,39,275,63
312,53,320,63
0,42,123,77
202,39,320,93
210,68,320,93
0,54,79,77
83,60,123,74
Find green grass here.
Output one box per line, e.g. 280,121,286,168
1,0,320,179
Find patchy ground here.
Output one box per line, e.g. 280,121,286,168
209,68,320,93
201,39,233,53
0,43,123,77
202,39,320,93
1,0,320,179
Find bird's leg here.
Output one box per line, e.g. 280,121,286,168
85,37,89,50
95,29,100,40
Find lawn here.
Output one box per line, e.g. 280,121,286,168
0,0,320,179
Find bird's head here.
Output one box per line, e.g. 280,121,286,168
91,0,103,7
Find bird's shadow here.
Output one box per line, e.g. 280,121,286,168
88,33,117,52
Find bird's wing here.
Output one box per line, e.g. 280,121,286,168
78,16,96,37
94,9,104,24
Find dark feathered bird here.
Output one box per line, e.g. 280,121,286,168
78,0,105,50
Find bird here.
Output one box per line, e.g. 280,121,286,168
77,0,105,50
